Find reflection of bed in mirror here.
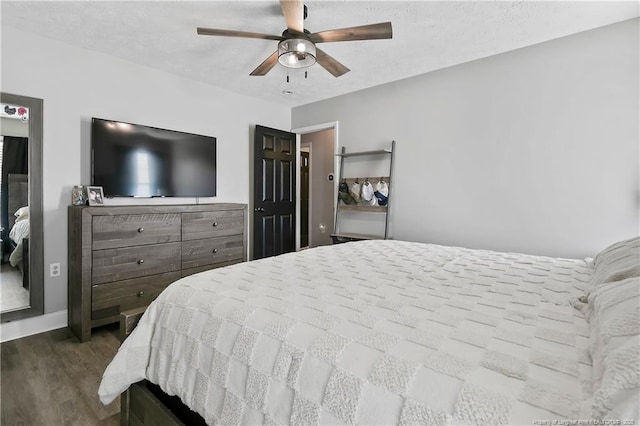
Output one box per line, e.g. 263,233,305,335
7,173,29,289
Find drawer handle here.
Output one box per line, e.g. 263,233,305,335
212,248,218,254
137,291,144,297
138,227,144,233
212,222,219,227
137,259,144,265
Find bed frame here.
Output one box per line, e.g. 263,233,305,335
119,309,207,426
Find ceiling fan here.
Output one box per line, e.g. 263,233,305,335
196,0,392,77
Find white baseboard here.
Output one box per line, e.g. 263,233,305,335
0,310,67,342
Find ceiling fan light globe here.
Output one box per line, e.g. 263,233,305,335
278,38,316,68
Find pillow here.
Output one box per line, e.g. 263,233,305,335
587,276,640,420
14,206,29,218
13,206,29,223
590,237,640,288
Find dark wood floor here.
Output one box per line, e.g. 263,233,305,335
1,324,121,426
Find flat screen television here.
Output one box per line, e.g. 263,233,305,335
91,118,216,197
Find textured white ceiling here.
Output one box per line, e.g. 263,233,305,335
2,1,638,107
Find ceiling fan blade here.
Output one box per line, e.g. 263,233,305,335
250,51,279,76
315,48,350,78
197,27,283,41
280,0,304,33
309,22,392,43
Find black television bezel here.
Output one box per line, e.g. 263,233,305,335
90,117,217,198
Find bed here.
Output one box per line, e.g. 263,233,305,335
99,238,640,425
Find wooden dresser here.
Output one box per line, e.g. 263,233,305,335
68,203,247,342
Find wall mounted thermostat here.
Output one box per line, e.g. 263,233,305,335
328,173,334,182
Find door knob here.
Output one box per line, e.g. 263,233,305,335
137,291,144,297
255,207,265,212
212,248,218,254
137,227,144,233
137,259,144,265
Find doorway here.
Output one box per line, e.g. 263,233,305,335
293,122,338,250
300,148,310,248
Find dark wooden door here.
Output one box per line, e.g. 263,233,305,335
300,151,310,248
253,125,297,259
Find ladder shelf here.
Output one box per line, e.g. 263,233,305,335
332,140,395,244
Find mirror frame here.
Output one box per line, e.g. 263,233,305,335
1,93,44,322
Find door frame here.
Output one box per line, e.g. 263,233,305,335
291,121,339,252
299,145,311,248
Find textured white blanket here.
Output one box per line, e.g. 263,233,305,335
99,240,594,425
8,219,29,267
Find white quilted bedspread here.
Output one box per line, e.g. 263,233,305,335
99,240,595,425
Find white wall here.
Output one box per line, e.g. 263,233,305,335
1,27,291,314
293,19,640,259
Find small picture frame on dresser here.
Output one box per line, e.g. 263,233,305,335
87,186,104,206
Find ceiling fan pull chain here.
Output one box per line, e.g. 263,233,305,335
286,71,290,83
305,71,308,79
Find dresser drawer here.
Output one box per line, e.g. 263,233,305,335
92,214,181,250
182,209,244,241
181,235,244,270
91,271,180,323
92,242,181,285
182,259,243,278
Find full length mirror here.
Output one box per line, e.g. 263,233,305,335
0,93,43,322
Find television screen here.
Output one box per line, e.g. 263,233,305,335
91,118,216,197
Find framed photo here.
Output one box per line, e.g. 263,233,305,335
87,186,105,206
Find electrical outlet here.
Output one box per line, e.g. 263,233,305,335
50,263,61,277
